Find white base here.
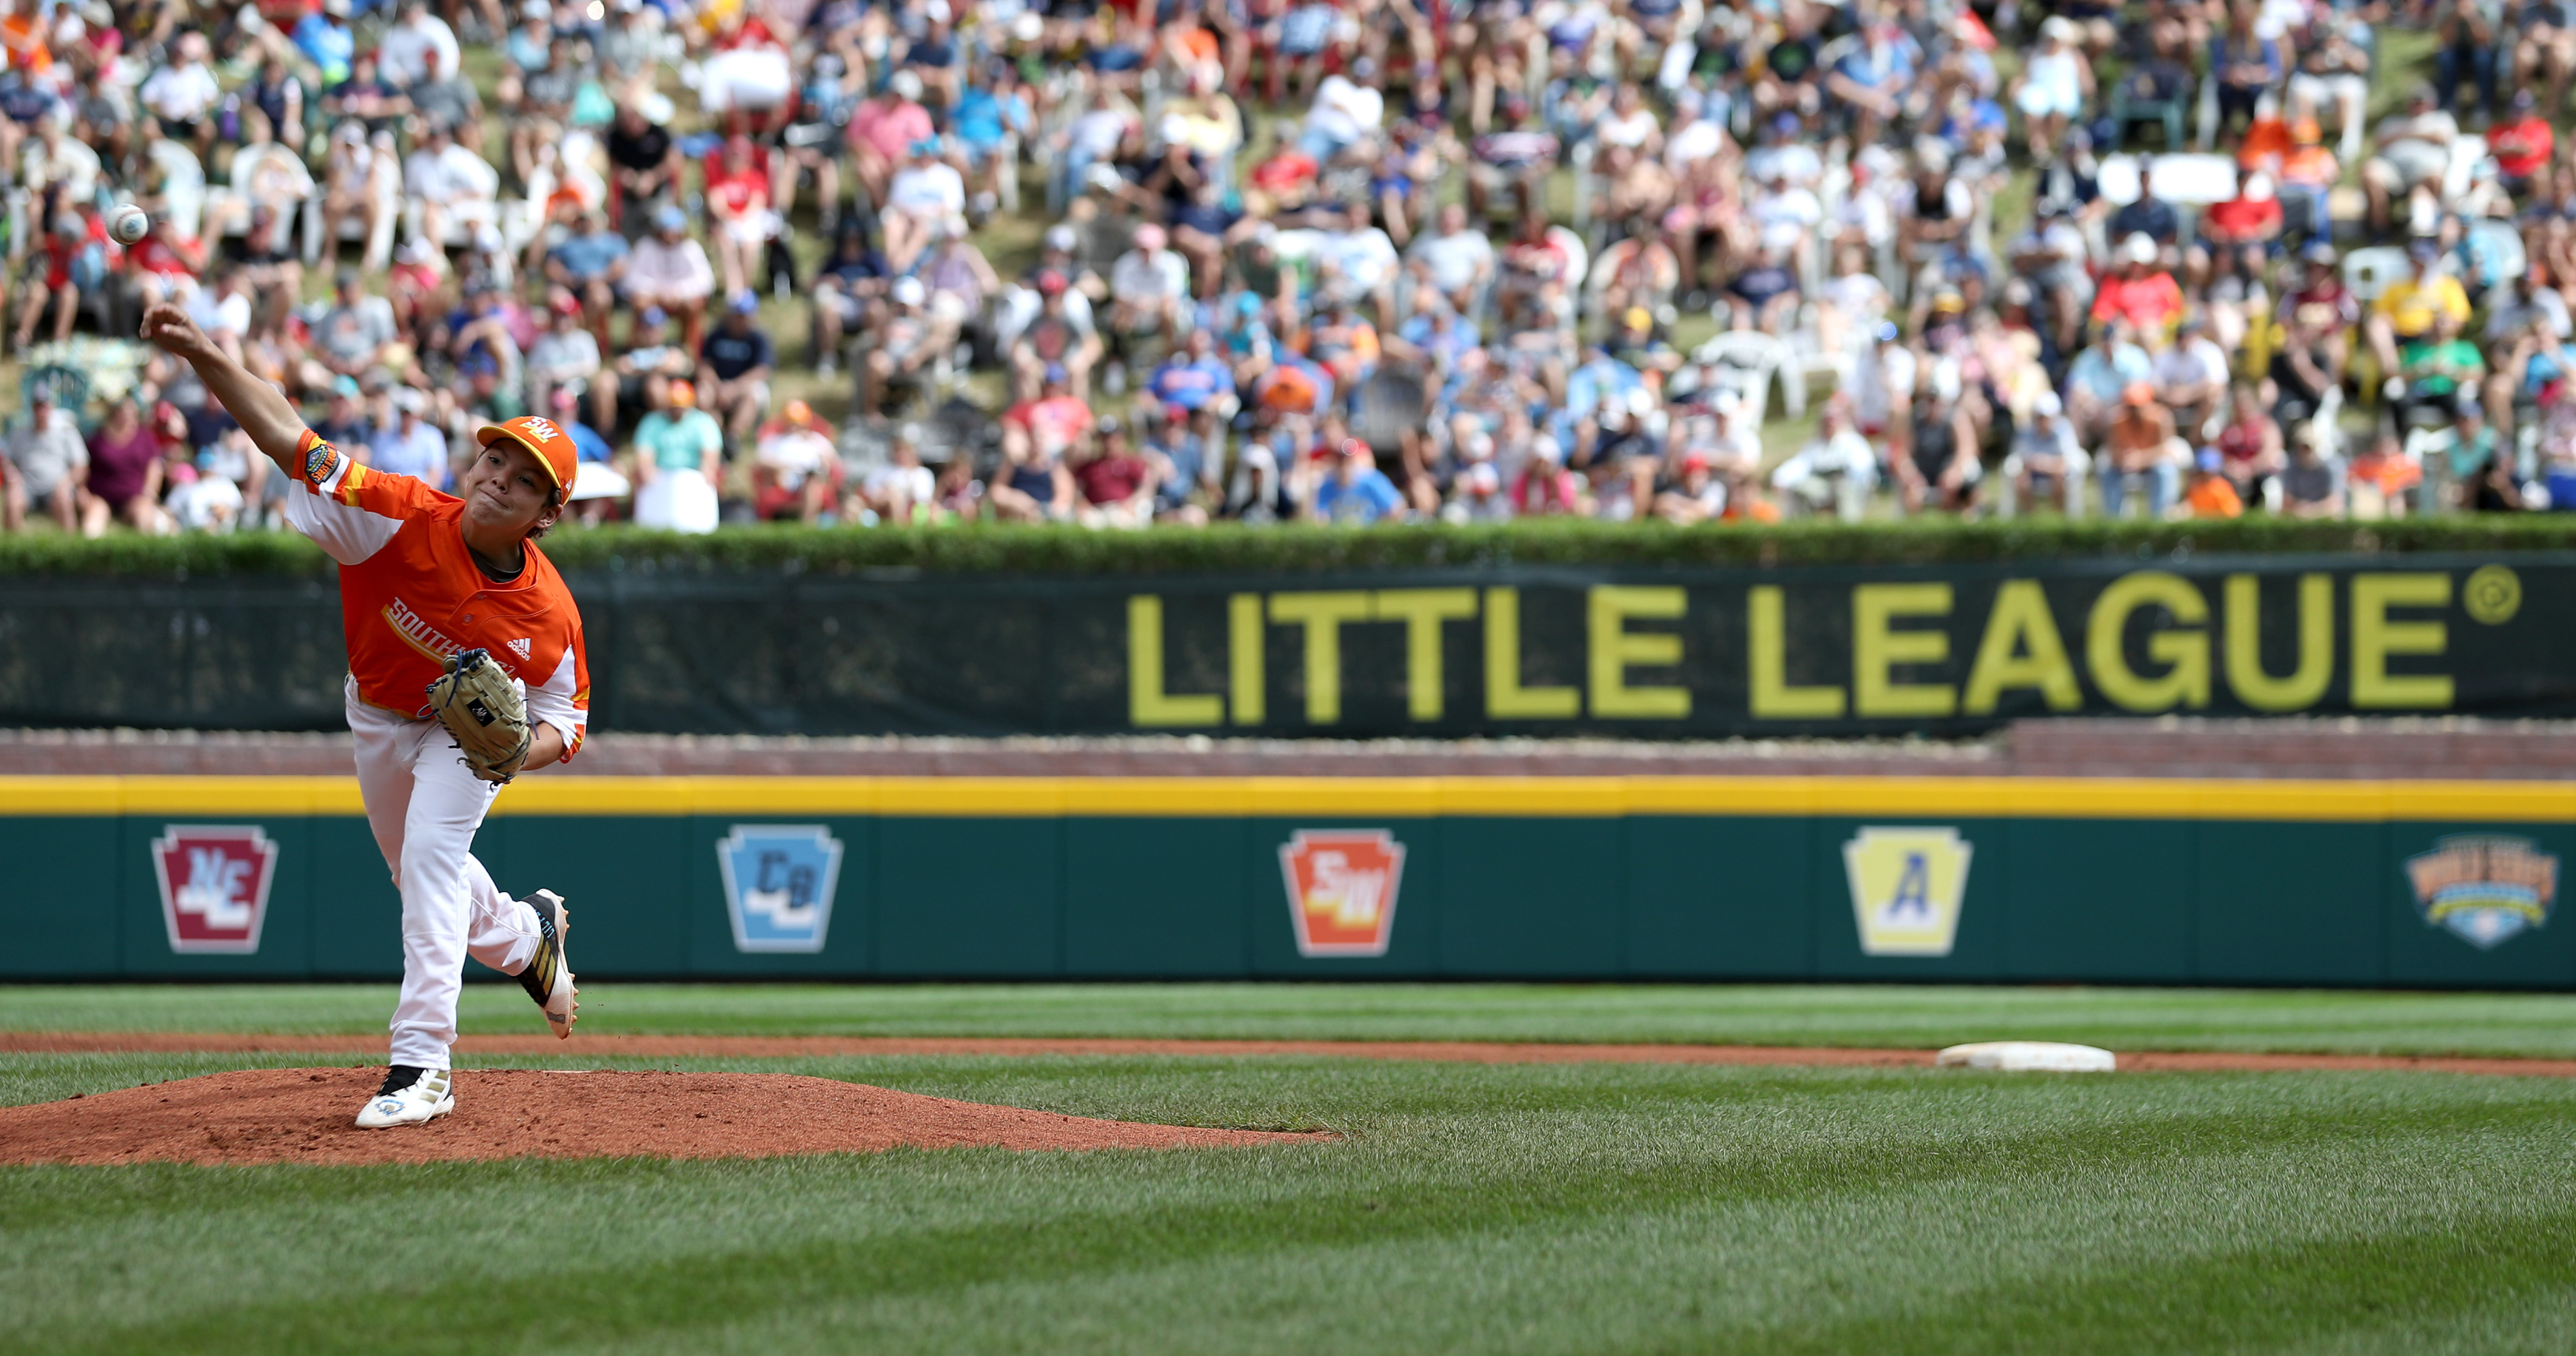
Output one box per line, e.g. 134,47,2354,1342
1935,1041,2117,1073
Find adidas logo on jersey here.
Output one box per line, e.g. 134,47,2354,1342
505,637,532,660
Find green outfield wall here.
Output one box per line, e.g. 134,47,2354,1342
2,776,2569,988
3,555,2567,736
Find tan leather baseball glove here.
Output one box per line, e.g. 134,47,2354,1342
426,648,533,784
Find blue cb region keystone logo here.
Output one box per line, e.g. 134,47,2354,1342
717,825,845,953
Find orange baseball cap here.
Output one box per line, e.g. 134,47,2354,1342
476,415,580,494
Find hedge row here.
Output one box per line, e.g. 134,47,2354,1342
7,517,2576,578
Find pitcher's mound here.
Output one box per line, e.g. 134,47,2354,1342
0,1068,1328,1166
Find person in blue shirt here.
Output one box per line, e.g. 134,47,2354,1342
1146,405,1214,525
293,0,357,85
546,388,616,465
950,66,1031,218
1148,329,1236,411
544,208,630,342
1310,437,1405,524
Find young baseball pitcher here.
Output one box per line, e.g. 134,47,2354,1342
141,302,587,1129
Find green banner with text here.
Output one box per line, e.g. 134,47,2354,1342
1,555,2564,735
1116,555,2559,737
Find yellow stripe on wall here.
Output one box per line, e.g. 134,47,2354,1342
1,774,2570,823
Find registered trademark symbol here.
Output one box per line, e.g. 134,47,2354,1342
2463,565,2522,625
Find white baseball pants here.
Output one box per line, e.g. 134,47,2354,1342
346,679,542,1071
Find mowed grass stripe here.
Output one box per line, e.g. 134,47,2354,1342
12,983,2576,1058
5,1060,2573,1355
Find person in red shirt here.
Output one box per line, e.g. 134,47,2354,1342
13,207,106,349
2192,169,2284,290
1072,417,1159,527
125,216,207,308
2490,89,2554,192
139,300,588,1131
704,134,773,298
2091,233,2186,340
1005,363,1096,461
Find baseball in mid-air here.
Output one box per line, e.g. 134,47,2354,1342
109,205,149,245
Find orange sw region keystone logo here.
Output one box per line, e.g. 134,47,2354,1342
1279,830,1406,957
150,826,280,954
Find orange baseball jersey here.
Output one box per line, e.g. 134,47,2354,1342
283,428,590,761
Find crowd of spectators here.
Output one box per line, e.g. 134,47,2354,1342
5,0,2576,536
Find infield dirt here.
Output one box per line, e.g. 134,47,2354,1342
0,1068,1327,1166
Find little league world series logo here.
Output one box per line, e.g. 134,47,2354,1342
717,825,845,953
150,825,280,954
2407,835,2559,950
1279,830,1406,957
1843,826,1973,957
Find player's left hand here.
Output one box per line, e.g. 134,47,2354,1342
426,648,534,784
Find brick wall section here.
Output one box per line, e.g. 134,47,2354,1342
3,721,2571,779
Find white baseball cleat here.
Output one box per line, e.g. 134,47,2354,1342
355,1066,454,1128
519,889,578,1039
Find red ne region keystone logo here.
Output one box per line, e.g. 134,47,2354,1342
1279,830,1405,957
151,826,280,954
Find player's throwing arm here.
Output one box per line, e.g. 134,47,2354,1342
140,304,592,1130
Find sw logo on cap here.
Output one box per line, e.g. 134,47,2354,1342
151,826,280,954
517,418,563,446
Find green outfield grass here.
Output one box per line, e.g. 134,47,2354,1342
8,981,2576,1058
3,1050,2575,1355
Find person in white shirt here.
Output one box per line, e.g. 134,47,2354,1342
1743,112,1823,186
2009,391,2089,515
1664,103,1727,176
2152,317,2232,439
1320,201,1400,321
1299,66,1385,162
377,0,462,91
1407,203,1495,311
752,399,842,524
523,292,603,416
626,205,718,352
22,120,100,207
882,140,965,273
403,122,498,258
860,429,940,525
1770,401,1881,520
138,33,222,156
370,390,454,489
1748,163,1824,277
184,266,256,362
1108,224,1191,348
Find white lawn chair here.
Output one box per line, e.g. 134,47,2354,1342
206,141,316,248
1694,328,1802,419
2468,218,2527,295
144,139,206,241
2340,245,2409,304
